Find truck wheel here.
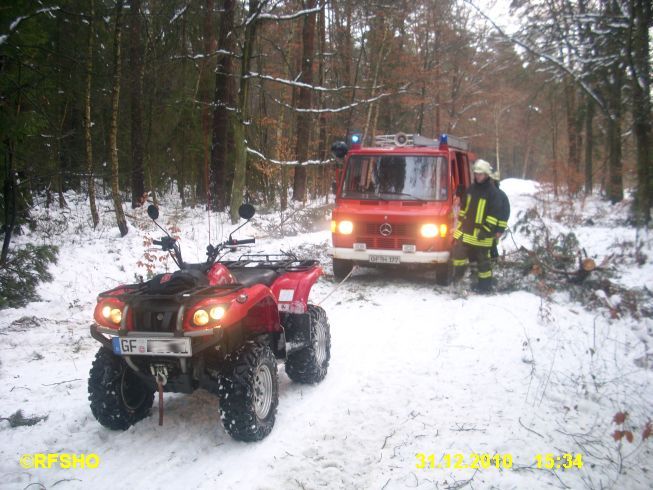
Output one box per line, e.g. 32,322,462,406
435,262,451,286
219,341,279,442
285,305,331,384
88,348,154,430
332,258,353,280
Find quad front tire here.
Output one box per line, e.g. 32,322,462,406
88,348,154,430
285,305,331,384
219,341,279,442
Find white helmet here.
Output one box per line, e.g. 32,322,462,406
472,159,493,175
491,170,500,181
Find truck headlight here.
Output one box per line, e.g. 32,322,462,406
420,224,439,238
338,220,353,234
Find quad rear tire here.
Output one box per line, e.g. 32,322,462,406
332,258,353,280
285,305,331,384
88,348,154,430
219,341,279,442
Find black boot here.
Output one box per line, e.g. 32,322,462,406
474,278,492,294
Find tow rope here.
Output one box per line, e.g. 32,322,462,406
318,265,358,306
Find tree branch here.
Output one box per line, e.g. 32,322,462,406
462,0,609,116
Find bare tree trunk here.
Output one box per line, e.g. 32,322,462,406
606,112,623,204
317,0,328,202
129,0,145,208
109,0,128,236
292,0,318,202
211,0,235,211
628,0,652,222
230,0,259,223
606,68,624,204
565,81,581,194
584,93,594,195
1,141,16,265
494,108,501,172
178,11,188,207
85,0,99,227
198,0,216,210
362,14,388,143
53,15,67,210
550,89,559,197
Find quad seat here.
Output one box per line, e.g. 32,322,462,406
229,268,279,287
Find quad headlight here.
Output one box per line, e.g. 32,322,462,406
101,305,122,325
191,305,228,327
210,306,226,321
193,309,210,327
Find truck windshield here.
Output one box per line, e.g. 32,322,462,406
341,155,449,201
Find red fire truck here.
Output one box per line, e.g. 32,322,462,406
329,133,474,284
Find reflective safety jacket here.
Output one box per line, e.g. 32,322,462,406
495,185,510,234
453,179,501,247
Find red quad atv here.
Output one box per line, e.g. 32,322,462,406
88,204,331,441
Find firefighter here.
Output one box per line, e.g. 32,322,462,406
490,169,510,259
451,159,501,293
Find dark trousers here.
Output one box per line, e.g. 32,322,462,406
451,240,492,291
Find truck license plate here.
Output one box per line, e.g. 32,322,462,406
111,337,192,357
369,255,400,264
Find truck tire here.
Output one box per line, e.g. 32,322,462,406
332,258,353,280
219,341,279,442
435,262,451,286
88,348,154,430
285,305,331,384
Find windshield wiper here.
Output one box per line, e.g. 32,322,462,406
379,191,425,201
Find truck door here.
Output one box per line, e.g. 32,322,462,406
455,151,471,190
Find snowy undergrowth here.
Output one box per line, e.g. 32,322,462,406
0,182,651,490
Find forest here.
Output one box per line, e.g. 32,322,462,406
1,0,651,249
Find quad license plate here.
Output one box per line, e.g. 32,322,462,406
111,337,192,357
369,255,400,264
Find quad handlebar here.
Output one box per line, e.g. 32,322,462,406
148,203,256,271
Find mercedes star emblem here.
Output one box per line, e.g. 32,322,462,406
379,223,392,236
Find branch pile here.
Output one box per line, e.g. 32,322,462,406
494,208,653,319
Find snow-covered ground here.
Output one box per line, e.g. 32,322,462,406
1,181,652,490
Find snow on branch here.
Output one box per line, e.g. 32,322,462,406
256,6,322,22
463,0,608,115
264,90,404,114
172,49,238,61
247,147,334,166
0,7,60,46
169,5,188,24
247,72,379,93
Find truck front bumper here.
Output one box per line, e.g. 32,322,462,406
328,247,450,264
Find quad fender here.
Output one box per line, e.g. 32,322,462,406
270,266,323,314
227,284,282,334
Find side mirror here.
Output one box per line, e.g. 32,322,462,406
238,203,255,220
147,204,159,220
455,185,464,198
331,141,349,159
